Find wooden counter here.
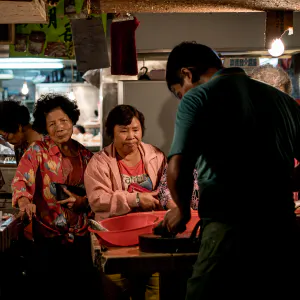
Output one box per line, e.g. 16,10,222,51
91,233,198,300
0,163,17,168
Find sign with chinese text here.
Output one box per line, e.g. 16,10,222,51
223,58,259,74
9,0,107,59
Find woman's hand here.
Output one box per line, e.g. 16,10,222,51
18,197,36,221
139,191,160,211
56,188,87,210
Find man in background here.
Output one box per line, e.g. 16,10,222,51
163,42,300,299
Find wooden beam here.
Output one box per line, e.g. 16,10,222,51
0,0,48,24
265,11,293,49
99,0,300,13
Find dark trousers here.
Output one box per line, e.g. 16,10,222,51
27,234,104,299
0,239,34,299
186,220,300,300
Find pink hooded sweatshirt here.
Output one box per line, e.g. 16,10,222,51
84,142,166,221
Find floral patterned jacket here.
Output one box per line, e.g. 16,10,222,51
12,136,93,240
158,165,199,210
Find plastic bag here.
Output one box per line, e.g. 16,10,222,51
82,69,101,89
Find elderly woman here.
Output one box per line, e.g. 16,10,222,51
11,94,100,298
85,104,167,299
0,100,42,164
250,64,292,95
85,104,166,220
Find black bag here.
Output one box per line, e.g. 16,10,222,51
53,183,86,200
139,220,202,253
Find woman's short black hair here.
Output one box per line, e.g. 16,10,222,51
105,105,145,138
166,41,223,91
0,100,30,133
33,93,80,135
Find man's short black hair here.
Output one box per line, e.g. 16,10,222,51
33,94,80,135
0,100,30,133
166,41,223,91
105,105,145,139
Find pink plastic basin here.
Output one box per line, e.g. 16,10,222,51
89,212,160,247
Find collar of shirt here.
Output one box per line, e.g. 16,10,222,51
210,67,247,82
45,135,86,157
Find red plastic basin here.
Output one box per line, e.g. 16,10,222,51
89,212,160,247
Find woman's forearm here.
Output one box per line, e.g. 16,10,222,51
166,199,178,210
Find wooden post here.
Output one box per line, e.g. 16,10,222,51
0,25,15,45
265,11,293,49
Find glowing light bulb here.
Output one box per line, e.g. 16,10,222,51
21,81,29,95
268,39,285,57
68,90,75,100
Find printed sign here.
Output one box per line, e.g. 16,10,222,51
223,58,259,75
71,18,110,72
9,0,107,59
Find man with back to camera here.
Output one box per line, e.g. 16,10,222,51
162,42,300,299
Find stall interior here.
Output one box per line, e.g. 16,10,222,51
0,58,101,196
0,58,101,158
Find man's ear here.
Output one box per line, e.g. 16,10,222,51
180,68,193,81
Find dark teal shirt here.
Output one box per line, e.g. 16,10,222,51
168,67,300,222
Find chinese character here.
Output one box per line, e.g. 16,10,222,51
235,59,240,67
48,7,57,29
239,59,244,67
59,22,72,42
230,59,235,67
248,59,254,66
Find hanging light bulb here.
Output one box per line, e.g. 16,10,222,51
268,38,285,57
21,81,29,95
68,89,75,101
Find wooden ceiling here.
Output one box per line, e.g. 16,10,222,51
0,0,299,25
0,0,47,24
100,0,300,13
